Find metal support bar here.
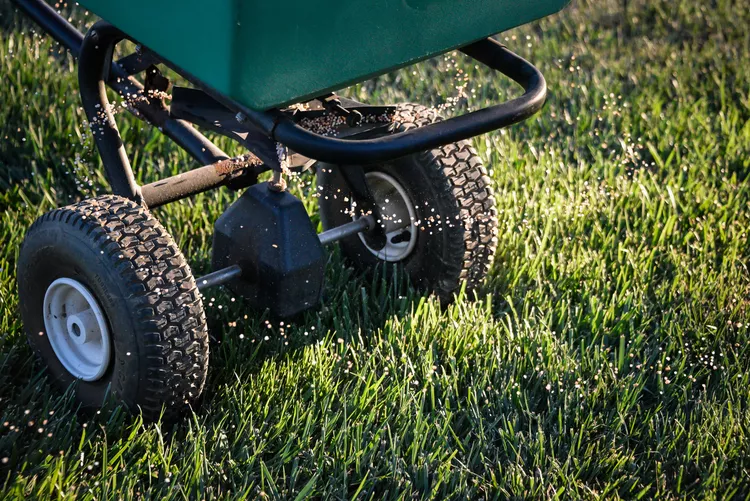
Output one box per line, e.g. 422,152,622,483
78,23,141,201
11,0,83,58
197,265,243,291
141,155,261,209
196,215,377,290
318,215,374,246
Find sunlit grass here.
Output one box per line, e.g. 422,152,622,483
1,0,750,498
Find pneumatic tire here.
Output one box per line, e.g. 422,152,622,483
17,195,208,421
317,104,499,303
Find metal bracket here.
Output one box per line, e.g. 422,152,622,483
116,47,160,76
170,86,279,169
316,93,363,126
144,65,170,95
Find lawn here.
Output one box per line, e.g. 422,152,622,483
1,0,750,499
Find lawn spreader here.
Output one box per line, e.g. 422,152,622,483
12,0,569,420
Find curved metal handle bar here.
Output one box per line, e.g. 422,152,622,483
236,38,547,165
77,22,142,200
76,21,229,201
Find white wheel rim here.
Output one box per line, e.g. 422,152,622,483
43,278,112,381
356,171,418,262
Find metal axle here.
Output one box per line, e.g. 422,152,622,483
197,215,375,291
318,215,374,246
197,265,243,291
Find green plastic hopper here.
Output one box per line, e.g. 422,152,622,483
78,0,569,110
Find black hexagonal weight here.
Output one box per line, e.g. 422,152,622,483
211,183,326,318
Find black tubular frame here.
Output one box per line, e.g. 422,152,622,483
13,0,548,207
12,0,227,168
248,39,546,165
12,0,230,205
170,38,547,166
77,22,140,200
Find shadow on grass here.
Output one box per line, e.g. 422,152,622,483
201,253,425,384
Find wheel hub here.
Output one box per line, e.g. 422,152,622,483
43,278,112,381
356,171,417,262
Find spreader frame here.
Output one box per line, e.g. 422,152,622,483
13,0,550,291
13,0,547,209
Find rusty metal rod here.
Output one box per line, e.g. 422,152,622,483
141,155,261,208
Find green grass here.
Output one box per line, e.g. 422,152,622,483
2,0,750,498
